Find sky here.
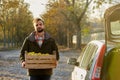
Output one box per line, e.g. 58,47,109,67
24,0,119,19
24,0,49,18
89,2,112,19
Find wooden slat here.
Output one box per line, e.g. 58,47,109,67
25,53,56,69
25,63,56,69
25,59,56,63
26,57,56,60
25,54,56,59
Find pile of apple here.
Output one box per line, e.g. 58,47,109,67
27,52,50,56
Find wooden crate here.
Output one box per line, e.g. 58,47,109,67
25,53,56,69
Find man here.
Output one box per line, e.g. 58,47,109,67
20,17,59,80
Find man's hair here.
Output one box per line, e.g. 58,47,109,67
32,17,44,24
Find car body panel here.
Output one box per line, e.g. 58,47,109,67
101,47,120,80
101,3,120,80
72,66,87,80
91,44,106,80
71,40,106,80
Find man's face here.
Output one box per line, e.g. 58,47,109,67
33,20,44,33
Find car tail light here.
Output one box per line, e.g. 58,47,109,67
92,44,106,80
94,67,101,79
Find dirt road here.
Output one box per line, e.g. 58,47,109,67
0,49,80,80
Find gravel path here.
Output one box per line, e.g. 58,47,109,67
0,49,80,80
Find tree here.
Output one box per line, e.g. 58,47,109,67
43,0,89,48
0,0,33,48
56,0,115,49
41,0,119,49
42,2,69,46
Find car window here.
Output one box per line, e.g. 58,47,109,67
111,20,120,35
79,43,98,69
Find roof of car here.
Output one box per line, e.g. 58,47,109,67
104,3,120,21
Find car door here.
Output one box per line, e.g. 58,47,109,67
101,3,120,80
101,47,120,80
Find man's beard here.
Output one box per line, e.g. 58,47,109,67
37,29,44,33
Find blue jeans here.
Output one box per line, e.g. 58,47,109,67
30,75,51,80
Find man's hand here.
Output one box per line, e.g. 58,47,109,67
21,61,26,68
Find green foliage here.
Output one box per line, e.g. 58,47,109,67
82,27,90,36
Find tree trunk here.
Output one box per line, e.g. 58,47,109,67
3,25,6,48
76,23,81,49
